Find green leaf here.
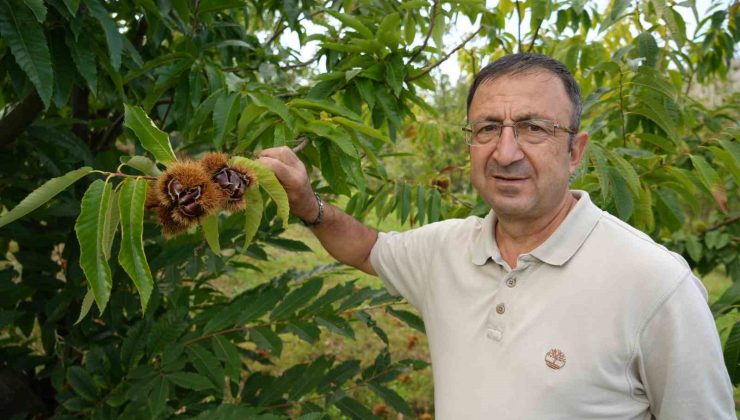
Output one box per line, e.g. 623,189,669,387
628,98,680,145
610,167,634,221
635,32,658,67
270,277,323,320
724,321,740,386
121,156,161,176
305,120,358,158
428,189,441,223
285,320,321,344
211,336,241,382
600,0,630,31
124,105,177,166
75,289,95,325
251,326,283,356
187,343,225,390
325,10,374,39
316,315,355,339
288,356,332,401
399,183,411,224
289,98,361,121
367,383,413,416
386,306,425,333
242,186,263,250
377,13,402,49
168,372,214,391
82,0,122,70
318,360,360,393
102,188,119,260
249,92,293,129
334,397,377,419
230,157,289,225
213,91,240,149
118,178,154,311
415,185,426,225
331,116,391,143
22,0,46,22
0,166,92,229
383,55,405,96
201,214,221,255
66,33,97,93
690,154,728,212
0,0,53,107
61,0,80,15
75,180,113,312
149,376,169,417
605,150,640,195
67,366,98,401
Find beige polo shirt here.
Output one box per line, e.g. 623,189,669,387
370,191,734,419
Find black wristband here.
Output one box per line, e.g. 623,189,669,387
300,192,324,227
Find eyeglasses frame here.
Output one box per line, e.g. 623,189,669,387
461,119,576,147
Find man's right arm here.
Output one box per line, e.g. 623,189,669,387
257,147,378,275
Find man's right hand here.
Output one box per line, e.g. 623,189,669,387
257,146,320,223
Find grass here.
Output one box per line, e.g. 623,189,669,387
215,216,738,418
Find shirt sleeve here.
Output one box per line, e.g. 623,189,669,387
370,225,443,311
636,273,735,419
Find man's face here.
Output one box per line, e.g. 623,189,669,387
468,71,588,221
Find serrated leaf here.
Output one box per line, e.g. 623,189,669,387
334,397,377,419
242,186,263,250
213,91,240,149
201,214,221,255
102,188,119,259
149,376,169,417
211,336,241,382
124,105,177,166
428,189,441,223
289,356,332,401
271,278,323,320
635,32,658,67
289,98,360,121
611,167,633,221
325,10,374,39
118,178,154,311
61,0,79,14
316,315,355,339
305,120,358,158
331,116,391,143
74,289,95,325
386,306,425,333
251,326,283,356
122,155,161,176
605,150,640,195
66,32,96,93
0,0,53,106
23,0,46,22
187,343,225,390
249,92,293,129
415,185,426,225
301,281,356,316
230,157,289,225
82,0,122,70
690,155,727,212
67,366,98,401
724,321,740,386
75,180,113,312
286,320,321,344
367,383,413,416
167,372,214,391
319,360,360,393
383,55,405,96
0,166,92,229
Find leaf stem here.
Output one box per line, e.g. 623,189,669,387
406,0,439,65
92,170,158,180
406,27,483,82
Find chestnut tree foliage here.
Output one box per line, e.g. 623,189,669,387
0,0,738,417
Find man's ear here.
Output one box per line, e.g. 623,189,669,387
569,132,589,175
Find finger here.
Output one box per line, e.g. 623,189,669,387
259,146,297,163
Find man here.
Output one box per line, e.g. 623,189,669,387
258,53,734,419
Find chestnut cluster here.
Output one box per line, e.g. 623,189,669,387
145,153,255,236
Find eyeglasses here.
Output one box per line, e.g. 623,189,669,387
462,119,575,146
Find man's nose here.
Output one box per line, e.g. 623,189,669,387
492,126,525,166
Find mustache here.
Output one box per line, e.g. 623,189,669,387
485,161,532,178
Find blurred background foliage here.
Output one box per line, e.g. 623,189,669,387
0,0,738,417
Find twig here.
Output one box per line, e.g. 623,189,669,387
263,9,328,49
406,0,439,65
618,68,627,147
92,170,158,180
528,18,543,52
160,94,174,130
291,135,309,153
515,0,522,52
191,0,201,35
705,215,740,232
283,54,321,70
405,27,483,82
263,16,285,48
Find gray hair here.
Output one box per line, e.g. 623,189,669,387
466,53,583,133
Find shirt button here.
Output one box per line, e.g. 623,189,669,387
506,277,517,288
496,303,506,314
486,328,503,341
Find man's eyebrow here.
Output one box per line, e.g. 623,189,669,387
472,113,549,122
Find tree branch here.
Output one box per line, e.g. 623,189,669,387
406,0,439,65
263,16,285,48
528,18,543,52
706,215,740,232
405,27,483,82
0,91,44,149
515,0,522,52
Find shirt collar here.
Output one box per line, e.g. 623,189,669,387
470,190,602,267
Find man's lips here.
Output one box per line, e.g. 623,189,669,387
492,174,528,181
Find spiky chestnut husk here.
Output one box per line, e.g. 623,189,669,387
200,152,255,212
153,161,221,231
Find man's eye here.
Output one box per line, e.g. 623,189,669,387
478,123,500,133
522,122,546,133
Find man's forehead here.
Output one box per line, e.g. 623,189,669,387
468,71,571,118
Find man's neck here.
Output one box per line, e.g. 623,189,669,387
495,193,577,269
